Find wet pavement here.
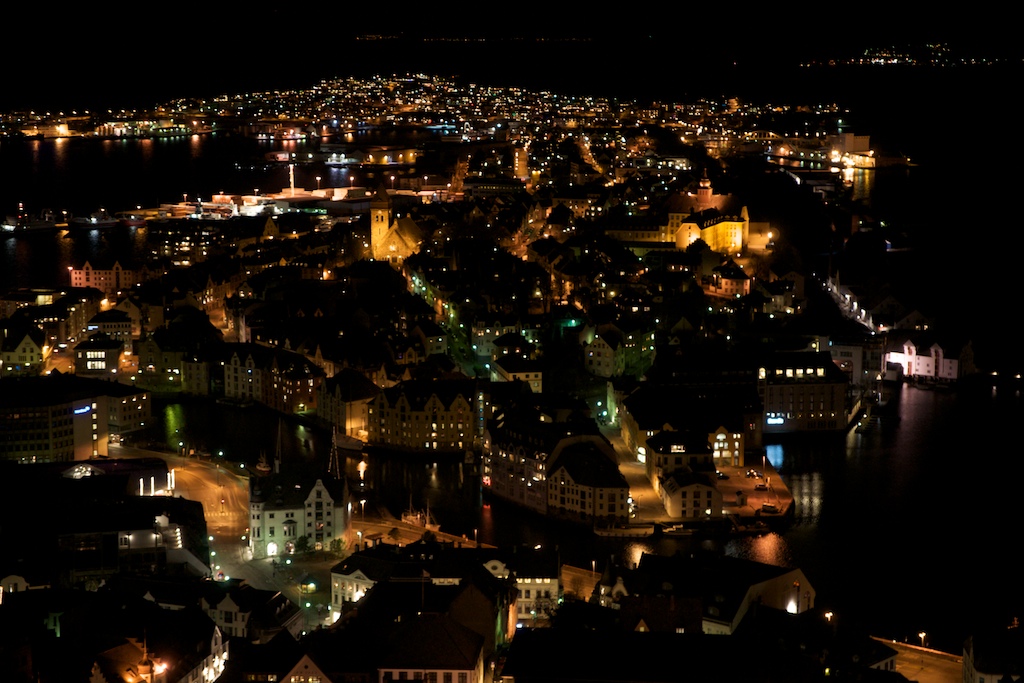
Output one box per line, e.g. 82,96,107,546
602,427,794,525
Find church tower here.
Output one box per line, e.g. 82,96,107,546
370,185,392,260
696,169,713,209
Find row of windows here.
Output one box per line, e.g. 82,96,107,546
382,672,468,682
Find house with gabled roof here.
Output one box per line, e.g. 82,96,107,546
546,434,630,524
377,613,486,683
316,366,381,442
883,331,975,383
0,319,45,377
659,470,724,520
597,551,815,635
582,329,625,378
200,580,303,642
490,355,543,393
706,258,751,299
248,474,350,560
366,378,480,452
618,382,761,468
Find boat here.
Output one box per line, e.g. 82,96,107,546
401,497,440,532
2,204,62,232
71,209,118,228
594,524,656,538
115,210,147,227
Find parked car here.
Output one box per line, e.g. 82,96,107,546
746,469,763,478
754,483,768,491
717,471,730,480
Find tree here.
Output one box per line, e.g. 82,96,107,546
294,535,310,554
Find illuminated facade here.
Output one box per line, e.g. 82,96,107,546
370,186,423,264
366,378,479,452
545,437,630,523
705,258,751,299
74,332,124,378
218,343,324,414
596,553,816,634
0,375,112,461
883,333,974,383
249,475,349,559
618,382,761,466
108,385,152,438
603,172,750,256
200,583,303,642
69,260,138,297
0,324,45,377
316,367,380,441
658,471,724,520
490,356,543,392
757,352,850,433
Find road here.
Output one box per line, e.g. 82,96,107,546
874,638,962,683
113,444,251,578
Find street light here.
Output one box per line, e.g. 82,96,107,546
316,176,322,191
918,631,926,647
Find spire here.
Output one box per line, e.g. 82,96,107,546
137,634,154,681
328,427,342,479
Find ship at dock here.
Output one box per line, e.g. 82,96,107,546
2,204,64,233
69,208,118,229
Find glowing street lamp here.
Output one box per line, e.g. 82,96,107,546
918,631,926,647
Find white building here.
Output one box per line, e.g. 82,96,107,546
249,475,350,559
883,332,975,383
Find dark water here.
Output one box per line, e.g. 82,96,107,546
5,61,1024,653
148,379,1024,655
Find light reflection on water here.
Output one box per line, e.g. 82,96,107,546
724,532,793,568
147,378,1022,654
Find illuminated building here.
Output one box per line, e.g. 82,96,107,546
193,342,324,414
248,475,349,559
617,382,761,466
0,321,45,377
68,260,138,297
86,308,133,343
0,374,112,461
546,436,629,523
962,620,1024,683
316,367,381,442
757,351,850,433
883,332,975,383
490,356,543,392
366,378,479,453
595,552,816,632
370,186,424,264
603,171,750,256
200,582,303,642
657,470,724,520
705,258,751,298
482,395,629,522
74,332,124,378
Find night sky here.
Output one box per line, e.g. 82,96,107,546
5,4,1021,111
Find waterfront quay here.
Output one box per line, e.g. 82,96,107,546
606,426,793,532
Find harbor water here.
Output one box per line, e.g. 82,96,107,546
4,62,1024,654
